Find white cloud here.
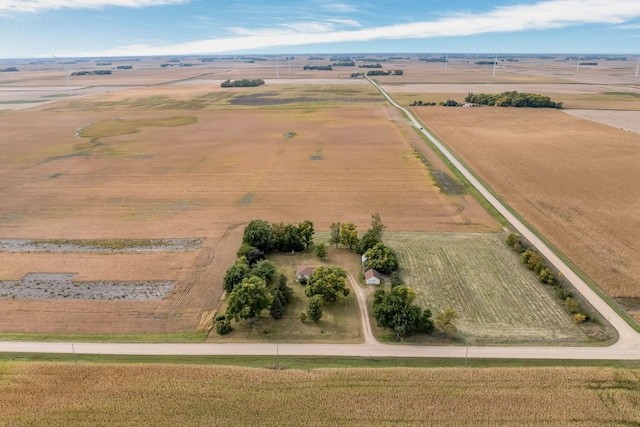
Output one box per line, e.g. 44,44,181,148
74,0,640,56
318,1,356,13
0,0,188,13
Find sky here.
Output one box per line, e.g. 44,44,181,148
1,0,639,58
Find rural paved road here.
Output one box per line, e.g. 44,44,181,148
2,77,639,360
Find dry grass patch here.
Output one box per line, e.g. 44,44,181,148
414,107,640,321
386,232,587,344
1,362,640,426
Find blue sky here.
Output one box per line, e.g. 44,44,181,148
1,0,639,58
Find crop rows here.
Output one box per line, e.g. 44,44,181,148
386,232,584,344
1,362,639,426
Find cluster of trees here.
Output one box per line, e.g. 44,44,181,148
366,69,403,76
506,233,588,323
303,65,332,70
96,61,111,66
409,100,437,106
440,99,461,107
71,70,111,76
359,63,383,69
350,73,364,78
465,91,562,108
332,61,355,66
217,242,294,334
327,213,399,275
241,219,314,253
419,57,446,62
373,286,433,339
301,266,350,322
307,56,325,60
0,67,19,72
221,79,265,88
116,65,133,70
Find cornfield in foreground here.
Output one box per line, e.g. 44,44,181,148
1,362,639,426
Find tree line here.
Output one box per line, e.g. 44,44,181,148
71,70,111,76
221,79,265,88
506,233,589,323
303,65,332,70
366,69,403,76
465,91,562,108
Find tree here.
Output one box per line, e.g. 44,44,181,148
236,243,256,258
389,271,402,287
306,295,324,322
315,242,327,260
250,259,276,284
435,307,459,338
222,260,251,293
270,289,286,320
339,222,358,250
298,220,315,249
243,220,273,251
329,222,341,248
245,248,265,267
372,286,432,340
356,231,380,255
363,243,398,274
273,273,292,303
305,266,350,302
225,276,272,326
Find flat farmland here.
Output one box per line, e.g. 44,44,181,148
0,82,498,335
386,232,586,344
2,362,640,426
412,107,640,321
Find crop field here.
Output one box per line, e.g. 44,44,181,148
1,362,639,426
412,107,640,321
0,74,500,335
386,232,586,344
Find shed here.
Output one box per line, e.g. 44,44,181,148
296,266,316,281
364,268,381,285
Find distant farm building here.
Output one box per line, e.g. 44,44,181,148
296,266,316,281
364,269,381,285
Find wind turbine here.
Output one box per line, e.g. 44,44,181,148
52,54,71,95
276,57,279,78
492,54,497,78
576,55,581,72
635,58,639,78
445,54,448,70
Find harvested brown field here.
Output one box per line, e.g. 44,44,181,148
1,362,639,426
412,107,640,321
563,109,640,133
0,81,497,335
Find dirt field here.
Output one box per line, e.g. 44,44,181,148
2,362,639,426
0,78,498,334
563,109,640,133
411,107,640,321
386,232,587,345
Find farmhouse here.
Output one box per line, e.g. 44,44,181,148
296,266,316,281
364,269,381,285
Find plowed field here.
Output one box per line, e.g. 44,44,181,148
412,107,640,321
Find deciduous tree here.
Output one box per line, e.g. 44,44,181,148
222,260,251,293
305,266,350,302
298,220,315,249
364,243,398,274
315,242,327,260
225,276,272,326
306,295,324,322
243,220,273,252
435,307,459,338
339,222,358,250
329,222,341,248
